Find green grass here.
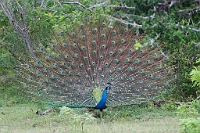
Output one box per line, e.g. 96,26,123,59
0,103,180,133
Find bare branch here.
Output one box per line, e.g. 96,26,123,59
144,34,160,47
174,24,200,32
150,22,200,32
175,6,200,13
88,1,109,10
109,5,135,9
100,14,142,28
36,108,53,115
122,13,155,20
60,1,92,12
169,0,177,8
59,1,135,12
0,0,35,57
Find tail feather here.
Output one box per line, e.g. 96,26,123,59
16,16,176,107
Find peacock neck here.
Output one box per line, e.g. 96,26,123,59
101,89,107,103
94,88,108,109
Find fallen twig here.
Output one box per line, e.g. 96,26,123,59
36,108,53,115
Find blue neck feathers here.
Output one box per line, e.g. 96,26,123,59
94,85,111,110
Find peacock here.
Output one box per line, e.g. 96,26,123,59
14,15,176,121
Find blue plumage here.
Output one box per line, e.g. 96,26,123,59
94,89,107,110
95,84,112,110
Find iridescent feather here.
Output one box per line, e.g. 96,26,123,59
17,17,176,110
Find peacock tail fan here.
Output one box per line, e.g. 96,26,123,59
15,15,176,108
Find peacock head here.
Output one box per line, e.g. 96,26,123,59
105,82,112,90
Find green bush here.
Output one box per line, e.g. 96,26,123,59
177,100,200,133
180,118,200,133
178,58,200,133
177,102,199,118
190,58,200,97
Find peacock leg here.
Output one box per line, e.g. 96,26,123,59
100,109,104,124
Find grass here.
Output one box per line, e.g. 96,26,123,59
0,103,180,133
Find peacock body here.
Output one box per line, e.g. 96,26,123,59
17,16,176,112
